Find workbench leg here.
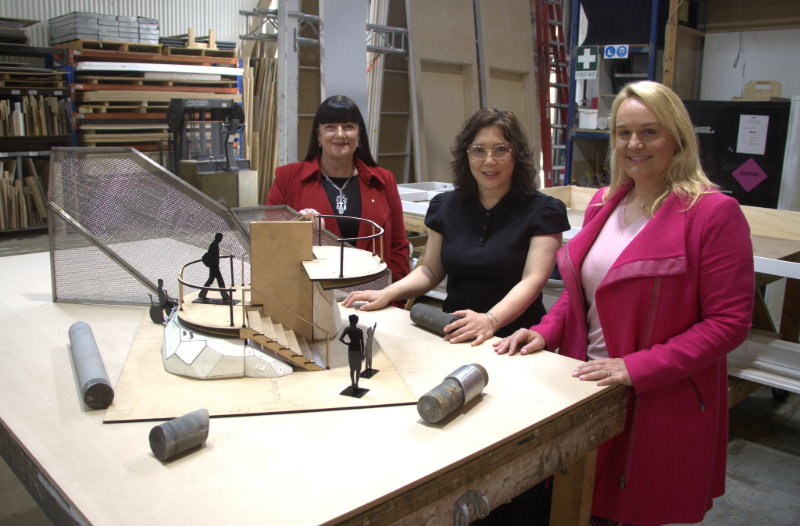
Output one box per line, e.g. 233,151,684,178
549,448,597,526
0,418,87,526
753,287,777,333
780,278,800,343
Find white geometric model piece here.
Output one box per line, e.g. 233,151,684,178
162,312,292,380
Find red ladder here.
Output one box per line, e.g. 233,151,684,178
534,0,569,187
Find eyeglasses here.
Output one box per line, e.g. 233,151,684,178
467,144,513,161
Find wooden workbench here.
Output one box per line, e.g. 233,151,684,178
0,251,626,526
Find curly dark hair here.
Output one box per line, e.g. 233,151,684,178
450,107,538,201
303,95,378,167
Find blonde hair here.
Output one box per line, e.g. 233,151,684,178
605,81,716,213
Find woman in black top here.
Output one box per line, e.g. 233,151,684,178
342,107,570,344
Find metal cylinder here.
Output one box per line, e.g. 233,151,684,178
417,364,489,424
410,303,460,336
149,409,210,461
68,321,114,410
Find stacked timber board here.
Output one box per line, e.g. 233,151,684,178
0,158,48,231
69,47,242,152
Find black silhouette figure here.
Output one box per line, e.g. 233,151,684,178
149,278,178,324
360,322,379,379
340,314,368,398
199,233,231,302
157,279,178,314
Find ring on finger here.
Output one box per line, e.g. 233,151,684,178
606,370,612,378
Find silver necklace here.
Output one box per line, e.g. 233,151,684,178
321,169,355,214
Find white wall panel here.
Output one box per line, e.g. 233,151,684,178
700,29,800,101
0,0,259,50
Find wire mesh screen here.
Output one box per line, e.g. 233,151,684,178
49,148,250,305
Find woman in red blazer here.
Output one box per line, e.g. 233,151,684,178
495,82,754,526
266,95,410,291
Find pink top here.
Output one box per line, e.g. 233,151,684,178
582,193,650,361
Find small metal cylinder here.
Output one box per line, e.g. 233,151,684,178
417,364,489,424
149,409,210,461
410,303,460,335
68,321,114,410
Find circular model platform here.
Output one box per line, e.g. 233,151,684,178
303,246,388,288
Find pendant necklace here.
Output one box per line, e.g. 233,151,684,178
321,169,355,214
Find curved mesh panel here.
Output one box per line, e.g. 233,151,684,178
49,148,250,305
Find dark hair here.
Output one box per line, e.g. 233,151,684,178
303,95,378,167
450,107,537,200
349,314,359,324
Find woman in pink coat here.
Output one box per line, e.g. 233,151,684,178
494,82,754,526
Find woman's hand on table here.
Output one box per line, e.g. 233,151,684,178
341,290,392,311
298,208,325,230
572,357,632,387
444,310,495,346
493,328,546,356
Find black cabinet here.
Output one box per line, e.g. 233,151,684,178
683,100,790,209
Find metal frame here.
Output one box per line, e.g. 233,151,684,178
239,7,409,55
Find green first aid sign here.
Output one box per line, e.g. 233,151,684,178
575,46,598,79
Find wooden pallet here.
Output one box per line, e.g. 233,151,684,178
75,111,167,121
73,82,238,94
76,90,242,103
162,47,236,59
74,76,238,88
54,40,162,55
78,131,170,144
70,49,239,66
76,100,169,113
0,80,66,88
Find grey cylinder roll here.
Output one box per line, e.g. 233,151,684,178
68,321,114,410
149,409,210,461
410,303,460,335
417,364,489,424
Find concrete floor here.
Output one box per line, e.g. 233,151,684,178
1,233,799,526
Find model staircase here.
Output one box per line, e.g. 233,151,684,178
534,0,569,187
239,308,324,371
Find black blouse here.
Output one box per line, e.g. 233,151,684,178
424,190,570,337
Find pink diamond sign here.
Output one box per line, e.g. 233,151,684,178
732,158,768,192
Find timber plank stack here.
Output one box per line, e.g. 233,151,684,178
0,158,48,231
63,40,242,152
0,43,72,154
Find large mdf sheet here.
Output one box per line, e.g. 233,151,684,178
104,311,416,422
480,0,538,152
408,0,480,182
250,221,314,340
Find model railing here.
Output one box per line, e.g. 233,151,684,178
178,255,238,326
314,216,385,278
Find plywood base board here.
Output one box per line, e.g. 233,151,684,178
104,311,416,422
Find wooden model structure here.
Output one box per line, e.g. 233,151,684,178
172,218,388,374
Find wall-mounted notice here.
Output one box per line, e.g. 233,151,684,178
736,114,769,155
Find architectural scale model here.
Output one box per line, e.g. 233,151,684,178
47,147,392,382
